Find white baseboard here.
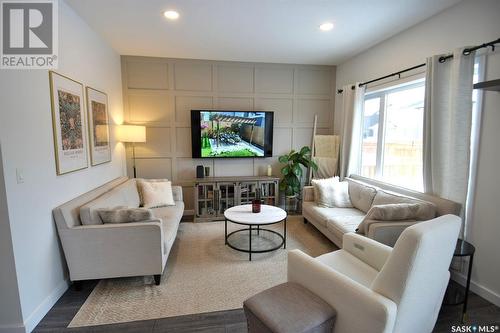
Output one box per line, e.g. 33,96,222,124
0,324,25,333
451,272,500,307
23,279,70,333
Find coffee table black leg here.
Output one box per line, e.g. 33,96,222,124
249,225,252,261
284,218,287,249
257,225,260,235
225,218,227,245
462,253,474,323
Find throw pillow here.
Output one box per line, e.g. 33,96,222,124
332,181,353,208
97,207,154,224
139,180,175,208
371,190,437,220
311,177,338,207
356,203,421,234
136,178,168,207
348,180,377,213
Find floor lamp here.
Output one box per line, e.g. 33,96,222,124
116,125,146,178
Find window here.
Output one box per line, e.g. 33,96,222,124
360,78,425,191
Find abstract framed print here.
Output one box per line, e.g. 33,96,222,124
49,71,88,175
86,87,111,166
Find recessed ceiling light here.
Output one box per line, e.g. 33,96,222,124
163,10,179,20
319,22,334,31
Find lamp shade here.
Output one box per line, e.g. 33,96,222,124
115,125,146,143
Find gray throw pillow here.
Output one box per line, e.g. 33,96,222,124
356,203,422,235
97,207,154,224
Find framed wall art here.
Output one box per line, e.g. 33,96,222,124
49,71,88,175
86,87,111,166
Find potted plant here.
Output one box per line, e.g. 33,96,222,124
278,146,318,209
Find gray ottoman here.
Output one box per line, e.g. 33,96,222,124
243,282,336,333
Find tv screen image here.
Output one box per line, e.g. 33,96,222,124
191,110,273,158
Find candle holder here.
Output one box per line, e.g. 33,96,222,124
252,188,262,213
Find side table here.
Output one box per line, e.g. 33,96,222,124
443,239,475,323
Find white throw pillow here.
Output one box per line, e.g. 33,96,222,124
311,177,338,207
332,181,353,208
139,180,175,208
312,177,353,208
136,178,168,206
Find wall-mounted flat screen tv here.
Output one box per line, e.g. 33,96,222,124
191,110,274,158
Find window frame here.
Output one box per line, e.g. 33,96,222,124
360,75,426,189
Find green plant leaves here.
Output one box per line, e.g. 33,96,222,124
292,164,302,177
278,145,316,196
278,155,289,163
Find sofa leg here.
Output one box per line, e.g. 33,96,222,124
73,280,83,291
154,274,161,286
303,217,308,224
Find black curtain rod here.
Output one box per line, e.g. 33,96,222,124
337,37,500,94
336,63,425,93
438,37,500,63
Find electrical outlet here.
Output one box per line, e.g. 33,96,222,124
16,168,25,184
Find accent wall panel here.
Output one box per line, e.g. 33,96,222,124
135,127,172,157
175,96,213,124
255,98,293,124
135,158,173,179
174,63,213,91
217,65,254,93
255,67,294,94
296,98,331,126
176,158,214,182
127,61,169,89
273,128,293,156
121,56,336,215
297,68,332,95
217,97,253,111
214,159,254,177
128,91,171,124
175,127,193,157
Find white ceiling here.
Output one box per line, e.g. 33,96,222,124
66,0,462,65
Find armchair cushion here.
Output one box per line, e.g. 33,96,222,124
287,250,397,333
316,250,378,287
342,233,392,271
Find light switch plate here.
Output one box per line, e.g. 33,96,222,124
16,168,25,184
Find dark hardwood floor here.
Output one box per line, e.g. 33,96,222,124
34,279,499,333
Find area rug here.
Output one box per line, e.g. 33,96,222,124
68,216,337,327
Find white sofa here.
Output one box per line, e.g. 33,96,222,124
302,175,461,247
53,177,184,285
288,215,462,333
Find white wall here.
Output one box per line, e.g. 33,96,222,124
335,0,500,305
0,0,125,331
0,144,24,332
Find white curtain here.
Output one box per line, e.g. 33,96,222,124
339,83,365,180
423,48,475,210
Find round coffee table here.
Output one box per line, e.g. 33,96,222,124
224,204,287,261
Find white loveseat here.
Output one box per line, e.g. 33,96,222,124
53,177,184,285
302,175,461,247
